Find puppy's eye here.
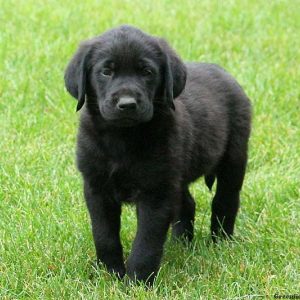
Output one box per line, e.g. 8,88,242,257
141,68,153,76
101,68,113,77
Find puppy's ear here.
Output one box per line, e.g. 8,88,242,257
158,39,187,110
64,43,92,112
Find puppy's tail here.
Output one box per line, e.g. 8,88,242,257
205,174,215,191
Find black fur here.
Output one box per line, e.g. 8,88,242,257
64,25,251,284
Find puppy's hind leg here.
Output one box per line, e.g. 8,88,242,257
172,188,196,242
210,154,247,241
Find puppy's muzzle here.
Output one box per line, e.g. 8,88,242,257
117,97,137,112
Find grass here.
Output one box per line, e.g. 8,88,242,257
0,0,299,299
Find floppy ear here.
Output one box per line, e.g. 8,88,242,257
159,39,187,110
64,43,92,112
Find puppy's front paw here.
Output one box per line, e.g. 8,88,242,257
107,264,126,279
94,260,126,280
126,256,159,286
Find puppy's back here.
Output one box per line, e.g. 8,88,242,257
175,63,251,180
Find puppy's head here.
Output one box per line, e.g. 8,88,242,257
64,25,186,127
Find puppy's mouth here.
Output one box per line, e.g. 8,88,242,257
112,117,140,127
100,105,154,127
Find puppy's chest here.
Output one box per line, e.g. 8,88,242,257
108,152,165,182
105,149,169,203
96,131,172,201
108,163,140,203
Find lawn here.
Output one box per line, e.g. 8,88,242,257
0,0,299,299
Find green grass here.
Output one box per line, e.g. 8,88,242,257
1,0,299,299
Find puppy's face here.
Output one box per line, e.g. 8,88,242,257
65,26,187,127
90,31,162,126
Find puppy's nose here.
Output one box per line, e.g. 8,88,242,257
117,97,137,111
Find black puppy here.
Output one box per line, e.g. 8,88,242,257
64,25,251,284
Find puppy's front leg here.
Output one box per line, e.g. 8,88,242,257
127,191,173,285
83,179,125,278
